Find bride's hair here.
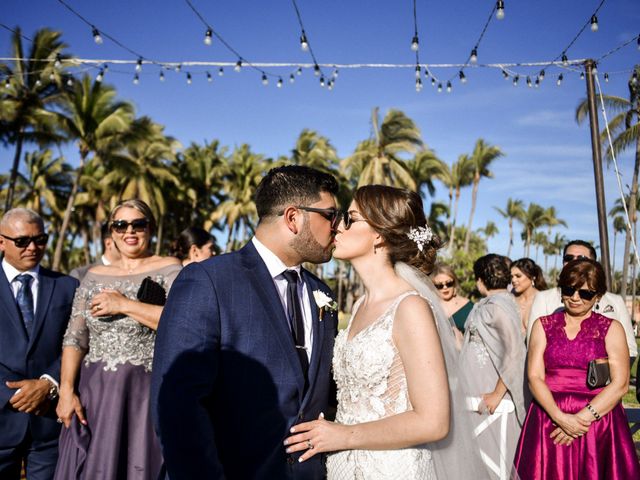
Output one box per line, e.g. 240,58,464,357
354,185,441,274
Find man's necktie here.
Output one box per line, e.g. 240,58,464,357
15,274,35,335
282,270,309,382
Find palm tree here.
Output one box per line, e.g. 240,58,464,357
609,194,640,294
440,155,474,254
0,27,68,212
494,198,525,258
406,149,447,197
464,139,503,252
427,201,449,240
519,203,547,258
341,107,423,189
291,129,339,171
532,231,549,263
479,221,499,242
611,215,627,275
52,75,135,270
576,65,640,298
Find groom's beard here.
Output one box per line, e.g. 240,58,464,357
290,221,334,264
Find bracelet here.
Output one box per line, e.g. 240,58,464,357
585,403,600,421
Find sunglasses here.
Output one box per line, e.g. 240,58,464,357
341,210,367,230
0,233,49,248
434,280,455,290
110,218,150,234
563,254,590,263
295,206,342,230
560,285,598,301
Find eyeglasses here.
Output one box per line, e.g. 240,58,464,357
563,254,590,263
560,285,598,301
341,210,367,230
0,233,49,248
295,206,341,230
110,218,150,234
434,280,455,290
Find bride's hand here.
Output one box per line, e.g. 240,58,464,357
283,413,350,462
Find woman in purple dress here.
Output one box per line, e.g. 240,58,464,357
514,259,640,479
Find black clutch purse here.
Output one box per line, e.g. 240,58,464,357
137,276,167,306
587,358,610,389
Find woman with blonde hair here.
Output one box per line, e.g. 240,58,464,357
431,264,473,333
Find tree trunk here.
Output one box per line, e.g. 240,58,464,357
620,136,640,299
448,188,461,254
612,233,617,277
82,227,91,264
464,176,479,253
155,215,164,255
507,219,513,258
525,228,531,257
4,128,25,213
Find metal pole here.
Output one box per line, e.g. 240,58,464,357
584,59,612,289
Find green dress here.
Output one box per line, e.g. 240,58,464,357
451,300,474,333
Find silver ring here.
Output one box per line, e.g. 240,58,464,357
306,440,313,449
56,418,62,424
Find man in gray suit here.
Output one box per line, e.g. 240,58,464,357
69,222,120,281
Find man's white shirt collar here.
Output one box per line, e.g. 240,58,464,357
251,237,301,279
2,258,40,283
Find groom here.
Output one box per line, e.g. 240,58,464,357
151,165,340,479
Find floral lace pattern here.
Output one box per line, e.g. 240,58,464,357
62,265,181,372
327,291,435,479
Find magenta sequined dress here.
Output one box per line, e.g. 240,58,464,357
514,311,640,479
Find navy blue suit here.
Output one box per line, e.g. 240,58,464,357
0,267,78,479
151,242,338,479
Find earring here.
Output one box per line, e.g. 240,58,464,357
373,245,378,255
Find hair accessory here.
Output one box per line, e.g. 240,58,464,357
406,226,434,252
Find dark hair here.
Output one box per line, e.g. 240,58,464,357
558,259,607,297
171,227,216,260
109,199,156,234
255,165,339,220
563,240,597,260
474,253,511,290
100,221,112,252
511,258,548,290
354,185,442,274
430,264,459,286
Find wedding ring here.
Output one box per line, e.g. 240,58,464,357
306,440,313,449
56,418,62,424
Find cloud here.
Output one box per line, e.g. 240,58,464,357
514,110,576,129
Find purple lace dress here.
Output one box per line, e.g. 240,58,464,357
514,311,640,479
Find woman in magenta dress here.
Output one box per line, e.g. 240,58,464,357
514,259,640,479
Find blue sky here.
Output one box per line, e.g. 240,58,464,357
2,0,640,269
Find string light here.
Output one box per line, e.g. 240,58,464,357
234,60,242,72
580,71,585,80
604,72,609,82
526,76,532,87
4,78,10,89
437,82,442,93
562,53,569,66
289,73,295,83
415,65,421,79
49,72,55,82
133,73,139,84
320,76,325,87
96,69,104,82
207,71,212,82
204,29,213,45
513,74,519,86
411,35,419,52
159,71,165,82
431,77,436,87
632,71,638,85
496,1,505,20
502,69,509,80
186,73,192,84
538,69,545,81
332,68,339,78
277,77,283,88
446,81,452,93
534,77,540,88
35,78,42,87
175,64,181,73
459,70,467,83
54,54,62,68
591,63,598,75
92,27,102,44
135,58,142,72
415,78,422,92
218,67,224,76
470,48,478,63
590,15,598,33
66,76,73,86
300,33,308,51
327,79,334,91
261,73,268,85
314,64,320,76
297,67,303,76
556,74,563,86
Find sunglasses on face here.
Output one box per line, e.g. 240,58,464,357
110,218,150,234
563,254,590,263
0,233,49,248
295,206,341,230
341,210,367,230
434,280,455,290
560,285,598,301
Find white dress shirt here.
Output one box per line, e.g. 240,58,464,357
2,259,40,315
252,237,313,360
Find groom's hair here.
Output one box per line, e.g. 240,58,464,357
255,165,338,220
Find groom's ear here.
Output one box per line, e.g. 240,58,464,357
282,205,300,234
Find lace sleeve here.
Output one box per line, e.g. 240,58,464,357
62,282,90,353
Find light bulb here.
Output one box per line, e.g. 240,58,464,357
262,74,268,86
204,29,213,46
54,54,62,69
437,82,443,93
133,74,139,85
96,70,104,82
591,64,598,75
66,77,73,87
35,78,42,87
175,64,181,73
92,28,103,45
411,35,419,52
207,72,212,82
289,73,295,83
415,78,422,92
328,80,334,91
496,1,505,20
333,69,339,78
604,72,609,82
556,74,563,86
539,69,545,81
415,65,421,79
590,15,598,32
314,64,320,76
320,76,325,87
4,78,10,89
446,81,452,93
159,71,165,82
534,78,540,88
459,70,467,83
136,58,143,72
235,60,242,72
300,33,309,52
277,78,283,88
103,64,109,72
49,72,55,82
470,48,478,63
297,67,303,76
218,67,224,76
580,71,585,80
431,77,436,86
186,73,192,85
513,74,519,86
562,53,568,67
526,76,532,88
632,71,638,84
502,69,509,80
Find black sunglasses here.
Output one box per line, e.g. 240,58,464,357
110,218,150,234
560,285,598,301
563,254,590,263
0,233,49,248
341,210,367,230
434,280,455,290
295,206,341,230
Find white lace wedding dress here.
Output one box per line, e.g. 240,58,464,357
326,291,437,479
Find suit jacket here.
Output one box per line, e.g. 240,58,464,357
151,241,338,480
0,267,79,447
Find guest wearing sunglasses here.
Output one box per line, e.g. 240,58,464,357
514,259,640,479
54,199,181,480
430,264,473,334
527,240,637,367
0,208,79,480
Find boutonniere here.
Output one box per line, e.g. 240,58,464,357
312,290,338,320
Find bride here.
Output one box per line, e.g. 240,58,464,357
284,185,488,479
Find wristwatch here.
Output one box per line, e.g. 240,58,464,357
44,379,59,401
